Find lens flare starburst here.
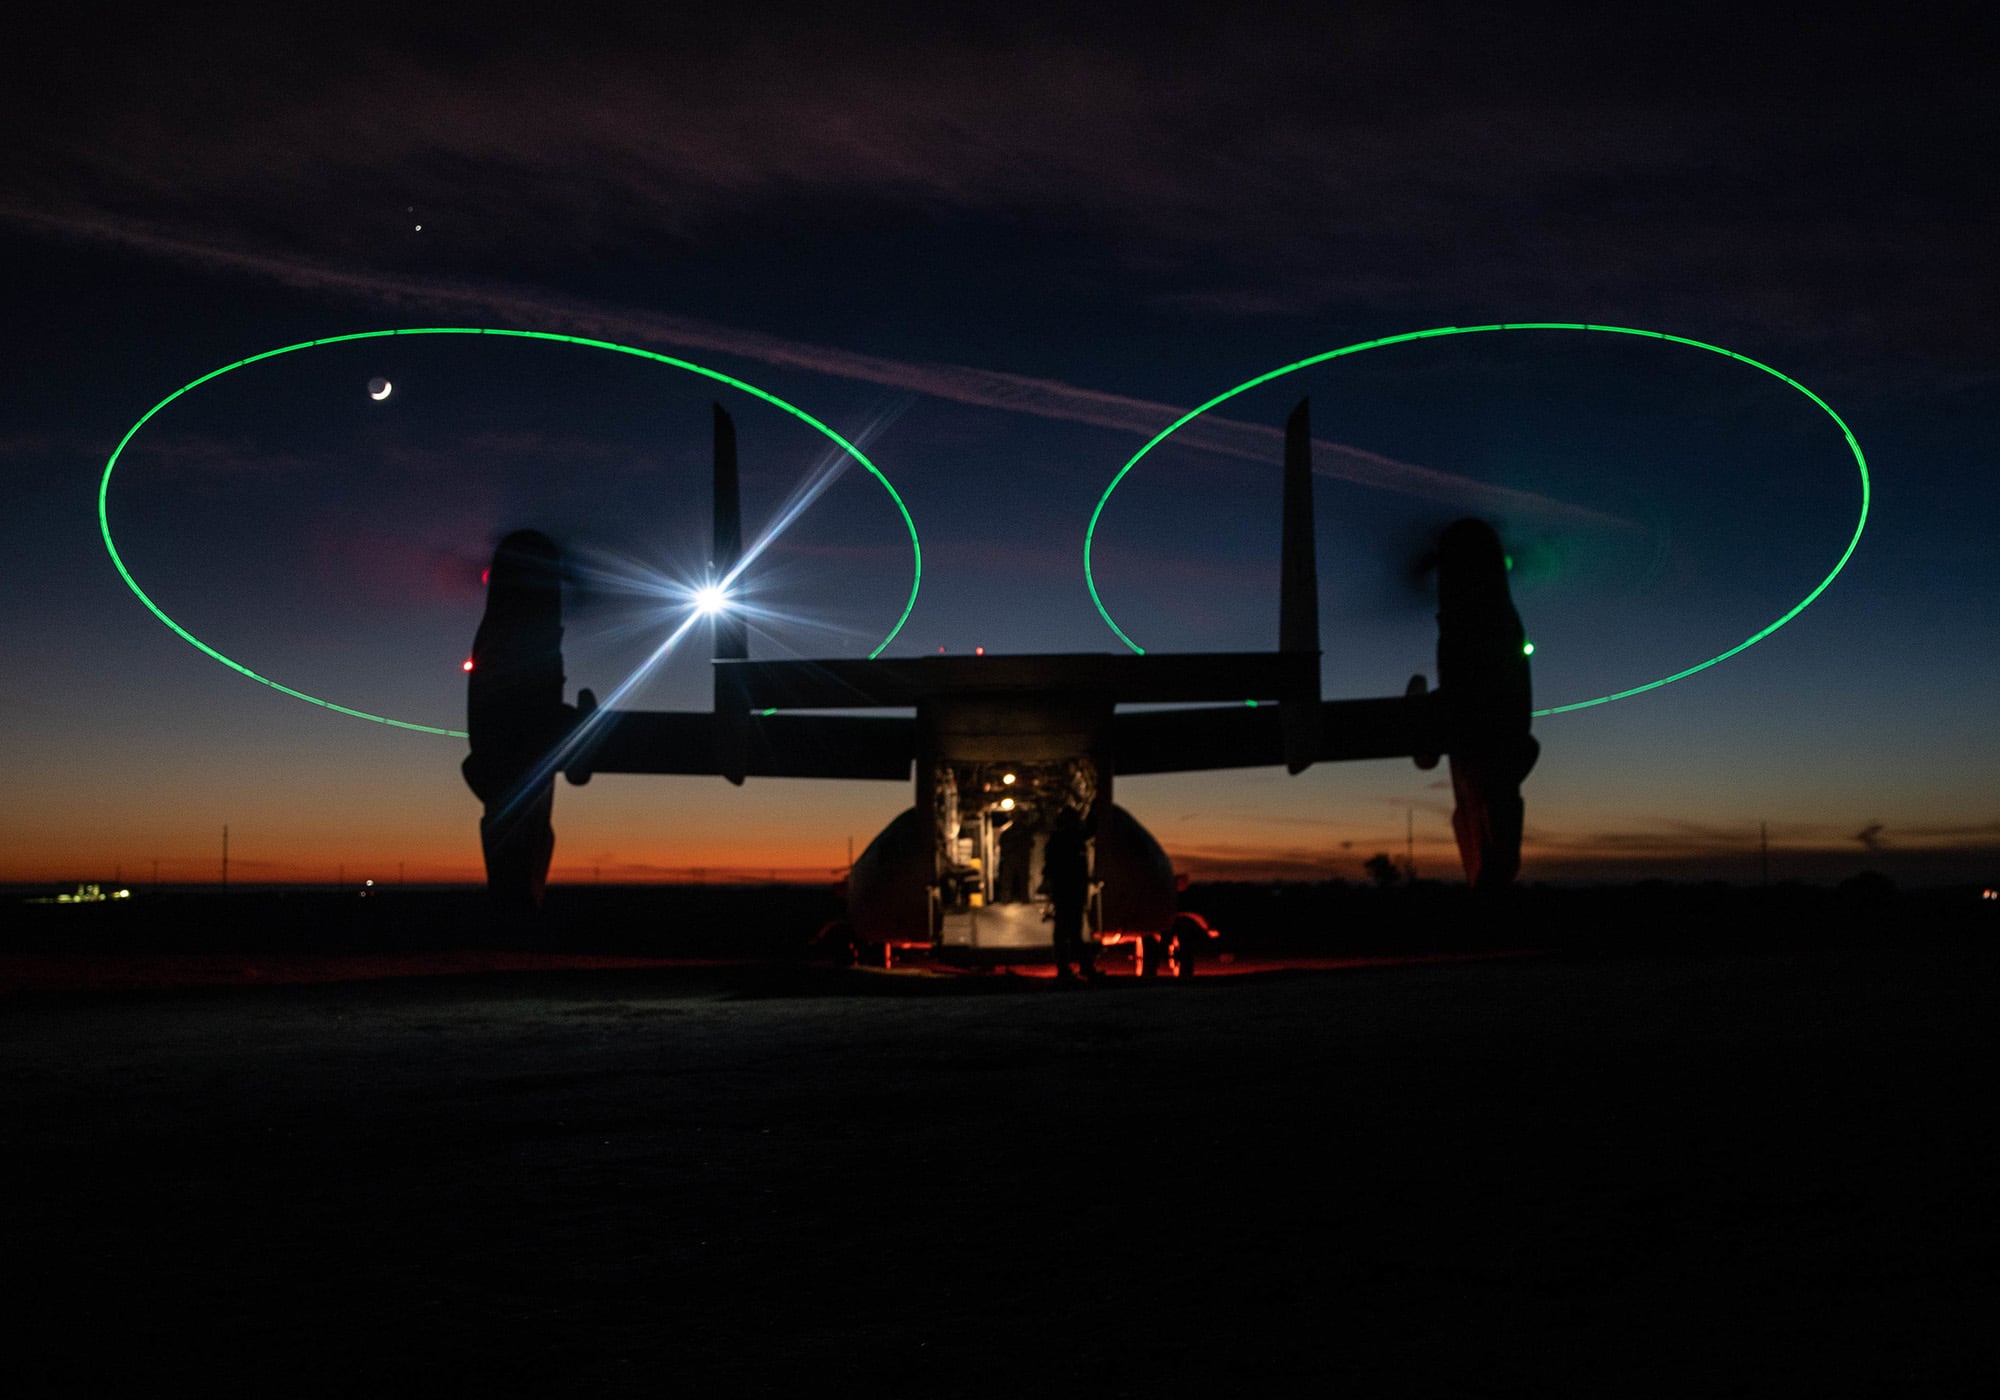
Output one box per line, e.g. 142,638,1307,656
99,329,922,737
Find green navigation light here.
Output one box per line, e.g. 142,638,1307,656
100,328,923,738
1083,323,1870,717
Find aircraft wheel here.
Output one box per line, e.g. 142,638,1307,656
1165,914,1209,978
1139,933,1167,978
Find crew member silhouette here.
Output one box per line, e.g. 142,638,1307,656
996,811,1036,904
1040,806,1094,981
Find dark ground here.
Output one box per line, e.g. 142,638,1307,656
4,873,1981,960
3,889,1996,1395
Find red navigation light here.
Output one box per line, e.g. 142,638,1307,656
974,646,985,656
480,568,490,585
461,657,475,672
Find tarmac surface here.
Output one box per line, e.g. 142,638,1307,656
6,941,1995,1395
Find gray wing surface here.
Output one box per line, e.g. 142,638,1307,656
573,710,915,781
1111,695,1445,775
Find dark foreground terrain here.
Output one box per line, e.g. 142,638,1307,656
5,937,1995,1396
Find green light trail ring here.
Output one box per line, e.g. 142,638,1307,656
100,328,924,738
1084,323,1871,718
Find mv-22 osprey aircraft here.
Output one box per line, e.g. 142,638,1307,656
463,401,1539,971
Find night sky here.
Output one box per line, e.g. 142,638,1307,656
4,2,1994,887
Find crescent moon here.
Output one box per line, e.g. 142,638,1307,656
99,326,923,736
368,377,393,401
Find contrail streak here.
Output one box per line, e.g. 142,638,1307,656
11,203,1630,528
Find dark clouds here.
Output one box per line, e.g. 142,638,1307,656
11,3,1992,371
10,209,1624,526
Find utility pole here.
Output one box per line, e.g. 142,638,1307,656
1406,808,1416,883
1760,821,1770,887
222,825,229,891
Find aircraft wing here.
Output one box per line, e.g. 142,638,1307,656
1110,694,1445,775
568,710,915,781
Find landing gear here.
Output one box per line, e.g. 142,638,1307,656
1165,914,1209,977
1134,917,1203,979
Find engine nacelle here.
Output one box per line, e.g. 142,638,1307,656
1435,519,1539,890
463,530,572,914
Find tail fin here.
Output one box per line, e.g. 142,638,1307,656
712,403,749,783
1280,399,1319,656
1280,399,1323,773
712,403,747,663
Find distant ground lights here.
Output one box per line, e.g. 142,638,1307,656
99,328,922,738
1083,322,1871,717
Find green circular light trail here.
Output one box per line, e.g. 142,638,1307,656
1084,323,1871,717
100,328,924,738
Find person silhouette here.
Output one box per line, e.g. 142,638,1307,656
1040,807,1094,982
996,812,1037,904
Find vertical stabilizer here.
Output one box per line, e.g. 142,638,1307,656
712,403,747,662
1280,398,1319,656
1280,399,1323,772
712,403,749,783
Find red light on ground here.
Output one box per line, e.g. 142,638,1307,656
974,646,985,656
461,657,475,672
